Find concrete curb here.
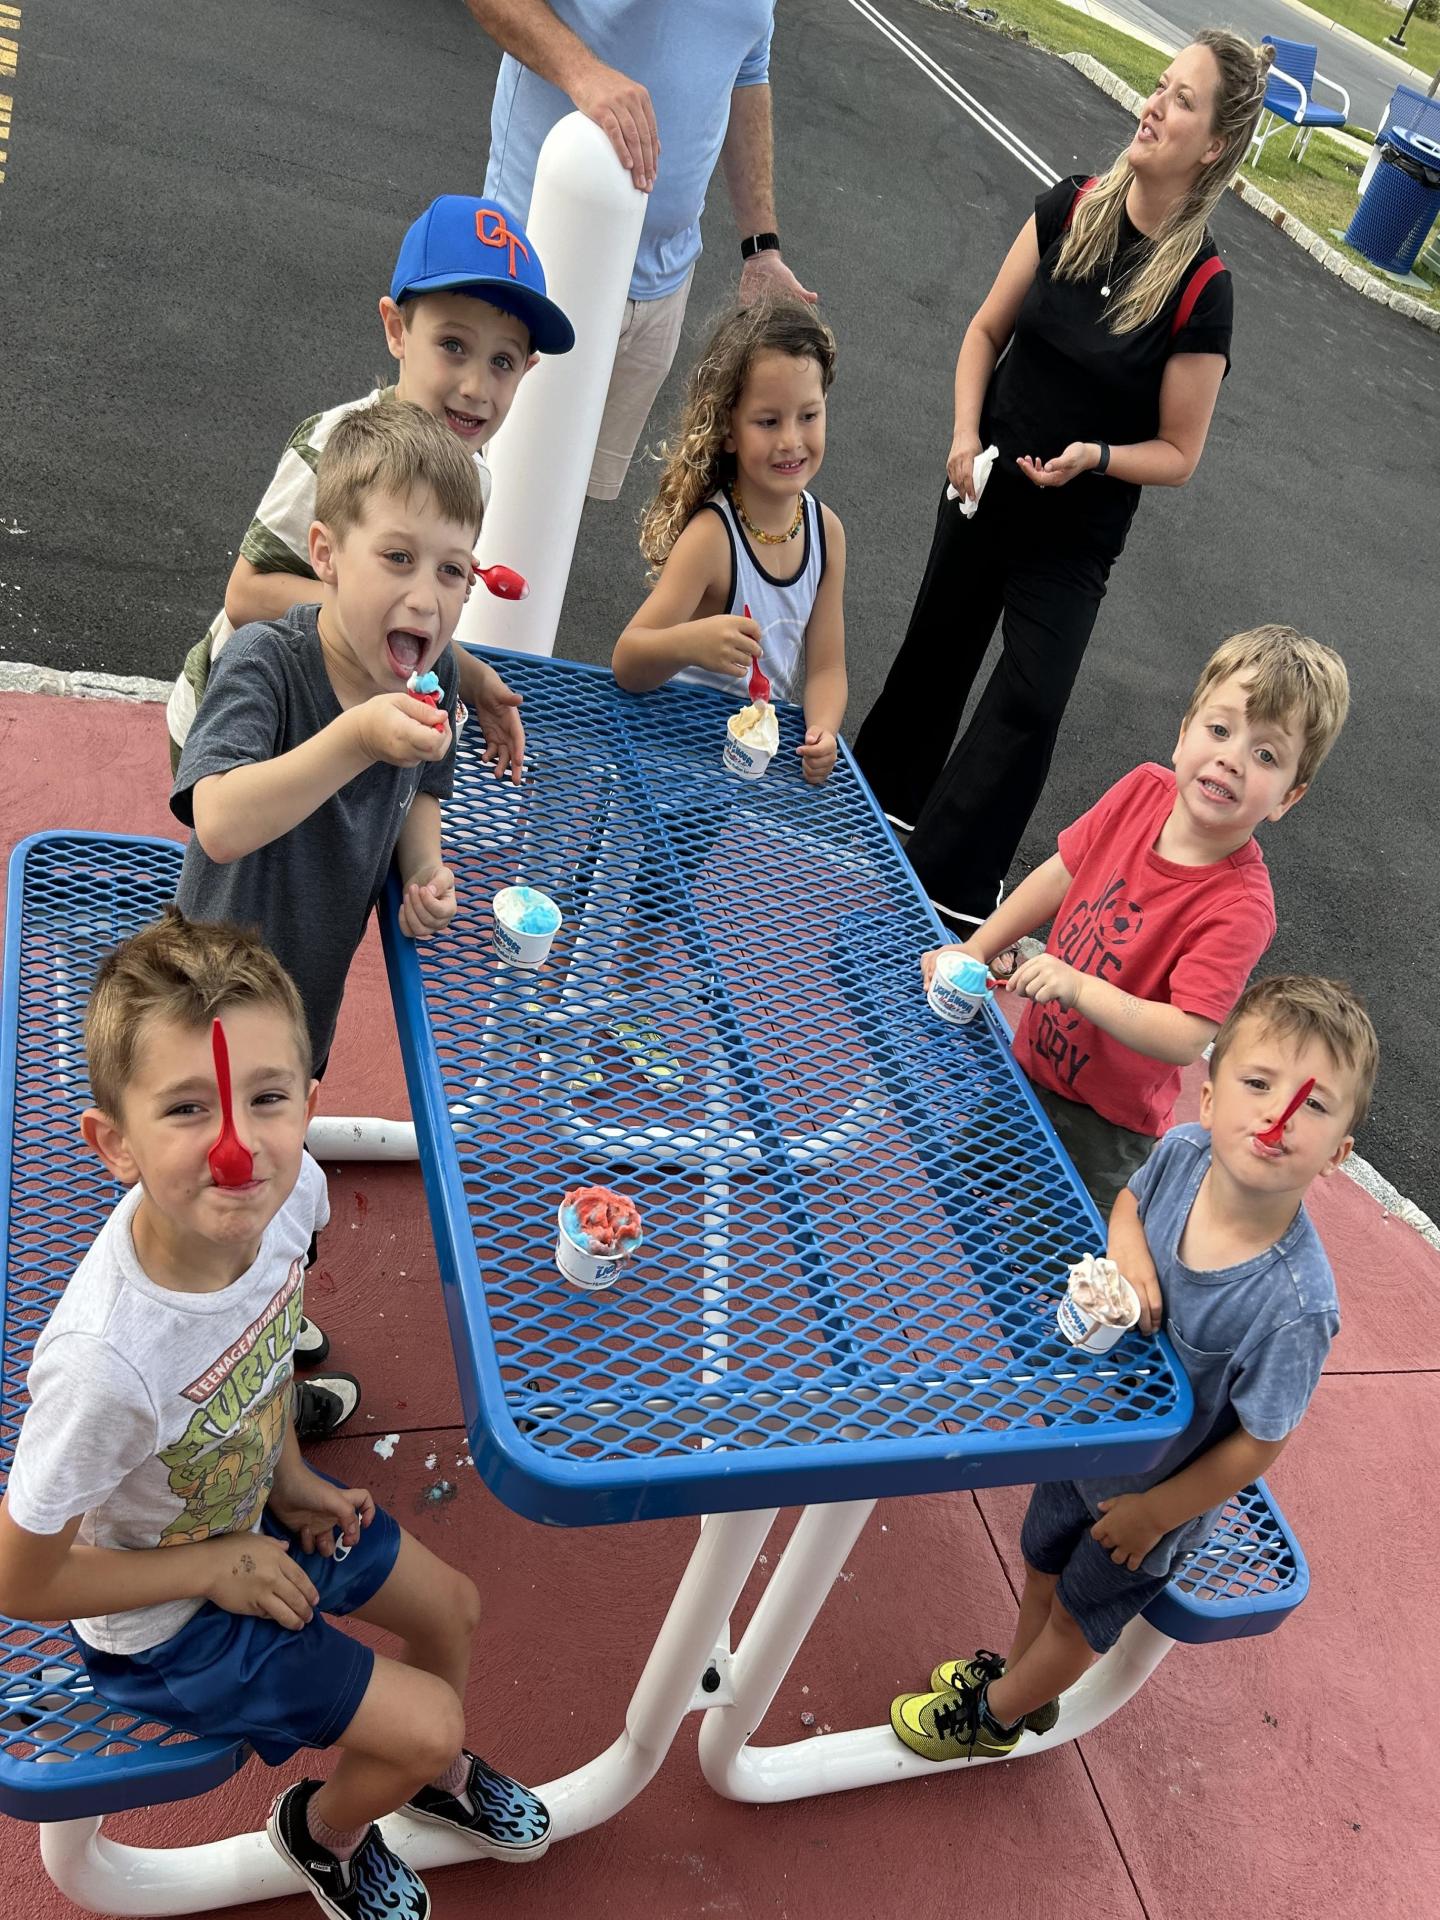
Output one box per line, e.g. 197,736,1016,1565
0,658,171,704
1061,51,1440,333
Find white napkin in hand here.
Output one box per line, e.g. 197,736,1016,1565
945,444,999,519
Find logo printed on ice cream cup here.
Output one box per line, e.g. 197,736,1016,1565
723,719,775,781
554,1204,641,1291
492,887,562,968
1056,1281,1140,1353
928,952,991,1026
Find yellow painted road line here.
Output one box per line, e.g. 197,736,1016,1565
0,7,14,185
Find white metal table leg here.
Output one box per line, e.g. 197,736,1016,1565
702,1506,1178,1806
37,1505,779,1915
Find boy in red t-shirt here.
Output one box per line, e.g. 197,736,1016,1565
922,625,1350,1218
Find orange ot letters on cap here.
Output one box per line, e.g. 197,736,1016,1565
477,210,530,279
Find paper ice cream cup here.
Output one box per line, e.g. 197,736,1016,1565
1056,1279,1141,1353
928,952,991,1026
492,887,562,968
554,1205,641,1291
723,720,775,781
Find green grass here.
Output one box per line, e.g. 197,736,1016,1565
916,0,1440,310
1295,0,1440,80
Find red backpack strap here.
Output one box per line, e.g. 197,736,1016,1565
1173,255,1227,336
1064,175,1099,229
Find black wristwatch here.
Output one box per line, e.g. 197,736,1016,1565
740,231,781,261
1094,440,1111,475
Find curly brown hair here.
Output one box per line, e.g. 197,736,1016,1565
639,297,837,575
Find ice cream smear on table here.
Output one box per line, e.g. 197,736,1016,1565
728,700,779,753
494,885,561,936
1065,1255,1138,1326
560,1186,643,1256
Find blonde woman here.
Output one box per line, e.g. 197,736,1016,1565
614,297,847,784
855,32,1275,932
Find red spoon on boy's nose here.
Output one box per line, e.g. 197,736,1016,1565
208,1019,255,1189
471,562,529,600
743,605,770,702
1256,1077,1316,1150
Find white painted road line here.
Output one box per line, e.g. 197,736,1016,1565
845,0,1060,186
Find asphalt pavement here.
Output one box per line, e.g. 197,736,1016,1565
0,0,1434,1218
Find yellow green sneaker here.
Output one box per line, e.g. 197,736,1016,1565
890,1680,1022,1762
930,1650,1060,1735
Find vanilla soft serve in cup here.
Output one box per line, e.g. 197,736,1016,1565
723,700,779,779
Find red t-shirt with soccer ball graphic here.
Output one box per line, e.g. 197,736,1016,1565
1014,763,1276,1137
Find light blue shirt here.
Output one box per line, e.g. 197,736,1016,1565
485,1,774,300
1078,1124,1339,1576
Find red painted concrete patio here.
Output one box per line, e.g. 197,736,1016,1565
1,689,1435,1920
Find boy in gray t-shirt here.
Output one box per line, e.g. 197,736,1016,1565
892,974,1379,1760
172,396,485,1436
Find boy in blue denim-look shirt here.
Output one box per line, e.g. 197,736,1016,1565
892,974,1378,1760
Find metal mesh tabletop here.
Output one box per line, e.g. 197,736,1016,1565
386,655,1192,1524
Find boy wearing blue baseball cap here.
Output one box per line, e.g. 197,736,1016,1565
162,197,572,1419
165,195,573,774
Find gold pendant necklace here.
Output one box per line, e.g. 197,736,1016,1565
734,486,804,546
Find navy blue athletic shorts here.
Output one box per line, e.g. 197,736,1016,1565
73,1489,401,1764
1021,1478,1172,1655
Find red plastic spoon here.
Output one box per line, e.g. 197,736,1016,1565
207,1018,254,1188
471,562,530,600
742,603,771,702
1256,1076,1315,1150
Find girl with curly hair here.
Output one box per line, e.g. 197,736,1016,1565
613,297,848,784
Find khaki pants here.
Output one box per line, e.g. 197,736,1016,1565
587,267,695,501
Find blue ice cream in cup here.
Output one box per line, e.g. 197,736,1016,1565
492,885,563,968
927,951,991,1026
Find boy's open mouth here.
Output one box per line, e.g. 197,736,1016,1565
386,629,429,677
445,405,484,435
1199,777,1236,803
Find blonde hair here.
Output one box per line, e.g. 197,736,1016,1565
639,298,837,574
1211,975,1379,1130
315,392,485,542
86,908,311,1119
1055,32,1275,333
1185,624,1349,789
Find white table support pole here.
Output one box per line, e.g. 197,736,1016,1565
36,1504,1179,1912
37,1506,778,1916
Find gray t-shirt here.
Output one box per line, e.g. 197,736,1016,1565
171,606,456,1069
1079,1123,1339,1576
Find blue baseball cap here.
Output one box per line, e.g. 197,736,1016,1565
390,195,575,355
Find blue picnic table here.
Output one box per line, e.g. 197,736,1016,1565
0,654,1310,1908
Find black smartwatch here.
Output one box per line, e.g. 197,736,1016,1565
740,231,781,261
1094,440,1111,475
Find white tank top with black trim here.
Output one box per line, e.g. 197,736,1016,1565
677,486,826,706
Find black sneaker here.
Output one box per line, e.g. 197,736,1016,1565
403,1751,551,1861
294,1373,361,1443
295,1316,332,1371
268,1779,430,1920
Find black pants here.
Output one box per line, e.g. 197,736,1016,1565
853,479,1115,922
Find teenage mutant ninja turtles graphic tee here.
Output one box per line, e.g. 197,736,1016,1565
7,1155,329,1653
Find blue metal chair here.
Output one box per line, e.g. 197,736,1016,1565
1250,36,1351,164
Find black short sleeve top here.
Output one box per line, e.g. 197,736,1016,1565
981,174,1233,551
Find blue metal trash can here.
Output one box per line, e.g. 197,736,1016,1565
1346,127,1440,276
